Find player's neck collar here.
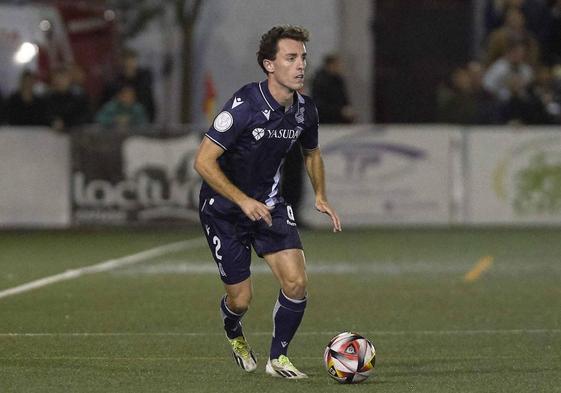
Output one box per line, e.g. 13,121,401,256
260,80,304,113
259,80,283,112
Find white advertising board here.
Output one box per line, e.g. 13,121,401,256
3,125,558,228
0,127,70,227
467,128,561,224
122,134,202,222
301,125,460,226
72,133,203,224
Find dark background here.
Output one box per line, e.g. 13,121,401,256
374,0,473,123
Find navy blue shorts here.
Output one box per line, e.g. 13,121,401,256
199,195,303,285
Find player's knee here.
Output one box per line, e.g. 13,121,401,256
228,291,252,313
282,276,308,299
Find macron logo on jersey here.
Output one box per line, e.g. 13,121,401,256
231,97,244,109
262,109,271,120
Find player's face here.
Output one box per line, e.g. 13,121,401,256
267,38,307,92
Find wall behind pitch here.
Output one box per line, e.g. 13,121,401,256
191,0,340,126
126,1,373,125
3,125,561,228
466,128,561,225
0,127,70,227
301,125,461,227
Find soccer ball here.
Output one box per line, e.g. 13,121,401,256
323,332,376,384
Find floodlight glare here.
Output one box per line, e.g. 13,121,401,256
13,42,39,64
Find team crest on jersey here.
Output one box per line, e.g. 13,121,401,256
213,111,233,132
262,109,271,120
252,128,265,141
295,107,305,124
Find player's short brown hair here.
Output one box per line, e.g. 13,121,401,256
257,25,310,74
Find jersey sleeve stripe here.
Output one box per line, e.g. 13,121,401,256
205,134,228,151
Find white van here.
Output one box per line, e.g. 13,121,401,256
0,3,73,95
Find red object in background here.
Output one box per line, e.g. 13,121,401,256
52,0,119,104
203,72,217,125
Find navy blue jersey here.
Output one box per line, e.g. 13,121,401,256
201,80,319,208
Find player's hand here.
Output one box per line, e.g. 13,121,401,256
239,197,273,227
315,199,342,232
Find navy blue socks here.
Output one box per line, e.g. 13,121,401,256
270,290,307,359
220,295,246,339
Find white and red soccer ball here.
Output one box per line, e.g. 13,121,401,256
323,332,376,384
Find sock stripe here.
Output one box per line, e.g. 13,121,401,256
221,295,245,317
221,295,245,339
272,299,281,338
278,290,307,312
280,289,307,304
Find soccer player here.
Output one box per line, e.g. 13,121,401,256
194,25,342,379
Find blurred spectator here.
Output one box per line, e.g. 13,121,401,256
466,61,501,123
485,0,523,32
102,48,156,122
68,63,87,95
6,70,48,126
45,66,90,132
95,84,148,129
483,41,534,102
485,7,541,67
527,65,561,122
437,62,503,124
484,44,558,124
542,0,561,65
437,66,479,124
553,64,561,98
484,0,548,40
311,54,355,124
498,73,548,124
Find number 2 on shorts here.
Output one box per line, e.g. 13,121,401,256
212,235,223,261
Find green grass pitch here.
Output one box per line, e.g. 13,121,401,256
0,228,560,392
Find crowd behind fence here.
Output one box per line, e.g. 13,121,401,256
437,0,561,126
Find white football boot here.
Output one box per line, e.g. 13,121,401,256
265,355,308,379
228,335,257,372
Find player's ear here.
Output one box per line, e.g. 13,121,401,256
263,59,274,73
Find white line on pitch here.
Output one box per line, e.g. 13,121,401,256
113,260,561,276
0,237,205,301
0,355,546,362
115,260,473,275
1,329,559,337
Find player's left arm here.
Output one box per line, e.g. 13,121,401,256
303,148,342,232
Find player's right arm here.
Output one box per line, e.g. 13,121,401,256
194,137,272,226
